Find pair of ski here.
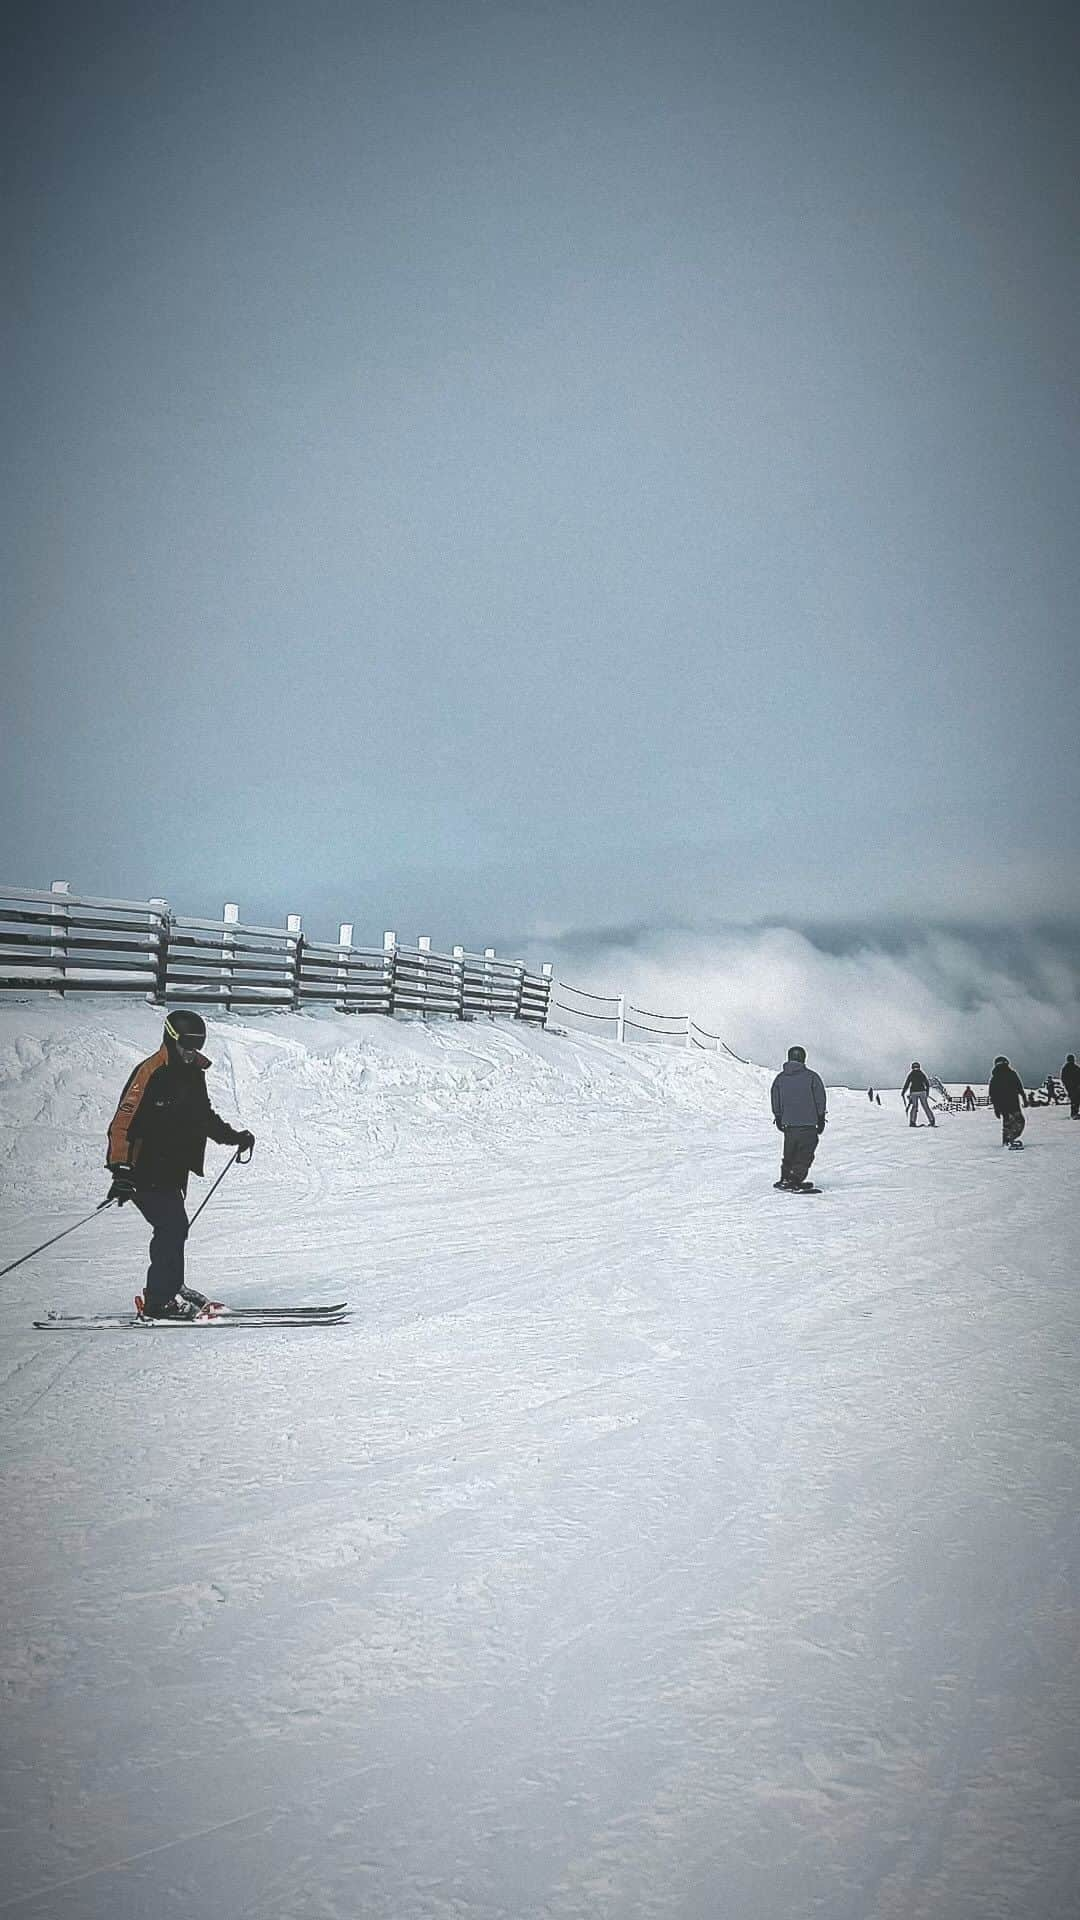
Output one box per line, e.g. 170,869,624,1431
34,1298,349,1331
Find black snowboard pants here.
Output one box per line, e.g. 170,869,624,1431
132,1188,190,1312
1000,1109,1026,1147
780,1125,819,1187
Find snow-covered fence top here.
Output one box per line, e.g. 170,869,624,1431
0,884,552,1025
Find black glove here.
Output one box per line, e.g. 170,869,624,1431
107,1167,137,1205
774,1119,783,1131
817,1119,826,1134
234,1130,255,1156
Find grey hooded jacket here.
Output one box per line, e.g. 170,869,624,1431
770,1061,827,1129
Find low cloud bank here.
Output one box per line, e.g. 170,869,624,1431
539,923,1080,1087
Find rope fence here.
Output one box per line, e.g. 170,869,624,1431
550,980,738,1055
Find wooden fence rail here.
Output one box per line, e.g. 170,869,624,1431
0,884,553,1027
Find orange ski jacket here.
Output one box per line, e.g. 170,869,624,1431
107,1046,244,1190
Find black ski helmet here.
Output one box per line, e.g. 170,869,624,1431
164,1008,207,1053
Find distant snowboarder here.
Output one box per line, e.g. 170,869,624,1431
770,1045,827,1192
901,1063,936,1128
1061,1054,1080,1119
962,1086,977,1110
988,1056,1027,1149
105,1010,255,1316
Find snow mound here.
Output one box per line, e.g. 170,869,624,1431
0,999,785,1204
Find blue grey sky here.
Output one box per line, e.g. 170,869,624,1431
3,1,1078,1072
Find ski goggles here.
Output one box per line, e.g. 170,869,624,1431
165,1021,206,1051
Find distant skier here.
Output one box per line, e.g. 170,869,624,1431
901,1062,936,1128
1045,1074,1061,1104
867,1086,874,1101
962,1086,977,1110
105,1010,255,1316
988,1055,1027,1149
770,1045,827,1192
1061,1053,1080,1119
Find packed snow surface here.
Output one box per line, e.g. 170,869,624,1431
1,1001,1077,1920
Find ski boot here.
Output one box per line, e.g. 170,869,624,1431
135,1293,200,1320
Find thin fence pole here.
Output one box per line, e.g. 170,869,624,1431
148,899,169,1004
484,948,495,1019
383,931,397,1016
336,923,353,1011
287,914,302,1010
222,903,238,1011
49,880,70,999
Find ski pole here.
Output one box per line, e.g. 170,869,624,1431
0,1198,116,1282
187,1142,252,1230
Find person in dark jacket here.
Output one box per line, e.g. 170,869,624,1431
901,1062,936,1127
105,1010,255,1315
987,1055,1027,1149
1061,1053,1080,1119
770,1045,827,1191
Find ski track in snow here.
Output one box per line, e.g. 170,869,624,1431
0,1001,1078,1919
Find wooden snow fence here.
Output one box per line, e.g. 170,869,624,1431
0,885,553,1026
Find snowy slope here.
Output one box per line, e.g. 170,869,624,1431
1,1001,1077,1920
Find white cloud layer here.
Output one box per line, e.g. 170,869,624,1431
543,925,1080,1087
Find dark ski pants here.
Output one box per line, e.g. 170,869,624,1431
132,1188,190,1312
908,1093,935,1126
780,1125,819,1187
1001,1110,1025,1147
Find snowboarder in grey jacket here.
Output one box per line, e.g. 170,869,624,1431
770,1046,827,1191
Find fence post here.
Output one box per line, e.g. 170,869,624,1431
686,1015,693,1049
49,881,70,998
336,923,353,1011
616,993,626,1044
287,914,302,1010
484,947,496,1020
148,898,169,1004
453,944,465,1020
513,960,526,1021
541,961,553,1027
418,935,431,1018
383,931,397,1016
222,903,238,1010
